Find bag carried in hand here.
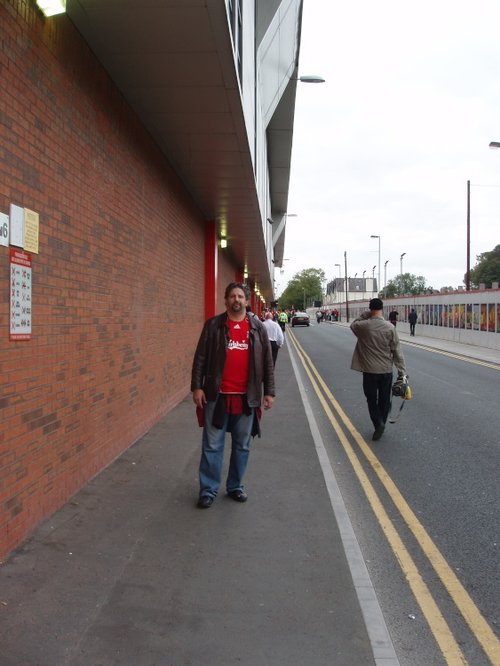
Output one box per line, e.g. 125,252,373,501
392,375,412,400
389,376,412,424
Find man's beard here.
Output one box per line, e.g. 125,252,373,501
230,302,243,313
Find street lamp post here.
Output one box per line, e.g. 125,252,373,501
370,235,381,295
384,260,389,295
466,180,471,291
344,251,349,322
400,252,406,276
334,263,341,305
303,287,306,310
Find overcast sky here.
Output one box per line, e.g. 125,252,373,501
279,0,500,296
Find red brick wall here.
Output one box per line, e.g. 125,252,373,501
0,2,209,557
217,259,241,311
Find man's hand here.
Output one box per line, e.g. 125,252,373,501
263,395,274,410
192,389,206,408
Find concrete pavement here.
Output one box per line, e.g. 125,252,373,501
0,345,378,666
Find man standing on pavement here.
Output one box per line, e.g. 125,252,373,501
191,282,275,508
262,312,284,366
350,298,407,441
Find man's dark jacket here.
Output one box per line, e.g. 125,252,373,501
191,312,275,407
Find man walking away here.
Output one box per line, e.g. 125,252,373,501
278,310,288,333
388,309,398,327
409,308,417,336
191,282,275,508
262,312,284,366
350,298,406,441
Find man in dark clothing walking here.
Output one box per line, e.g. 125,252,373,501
388,309,398,327
409,308,418,336
191,282,275,508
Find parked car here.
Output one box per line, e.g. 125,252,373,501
291,311,310,327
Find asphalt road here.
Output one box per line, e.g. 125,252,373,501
287,321,500,666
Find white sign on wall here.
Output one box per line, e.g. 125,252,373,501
9,204,24,248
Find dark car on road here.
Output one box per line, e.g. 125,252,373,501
291,311,310,327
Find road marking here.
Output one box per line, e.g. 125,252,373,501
288,330,401,666
400,341,500,370
288,330,500,666
288,331,467,665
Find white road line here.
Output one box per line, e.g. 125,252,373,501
288,342,400,666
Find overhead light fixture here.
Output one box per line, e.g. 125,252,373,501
36,0,66,16
298,75,325,83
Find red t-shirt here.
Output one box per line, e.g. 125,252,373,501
220,317,250,394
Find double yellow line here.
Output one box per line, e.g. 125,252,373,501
288,329,500,666
401,340,500,370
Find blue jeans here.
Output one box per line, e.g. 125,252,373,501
199,400,254,498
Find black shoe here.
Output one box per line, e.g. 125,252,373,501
227,490,248,503
197,495,214,509
372,425,385,441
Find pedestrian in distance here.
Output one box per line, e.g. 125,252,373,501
278,310,288,333
388,309,398,327
191,282,275,508
246,304,257,318
262,312,284,366
409,308,418,336
350,298,407,441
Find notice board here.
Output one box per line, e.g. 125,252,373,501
10,248,32,340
